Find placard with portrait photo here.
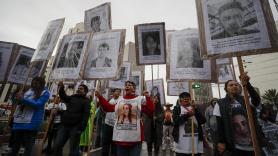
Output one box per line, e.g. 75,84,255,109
131,71,143,96
167,81,189,96
84,2,111,33
51,32,90,81
84,29,126,79
109,62,131,89
135,23,166,65
31,18,65,62
0,42,16,82
196,0,278,58
167,29,217,82
217,64,235,83
8,46,35,84
29,60,47,80
145,79,166,105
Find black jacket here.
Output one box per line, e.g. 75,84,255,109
216,82,265,152
59,88,91,132
172,104,206,143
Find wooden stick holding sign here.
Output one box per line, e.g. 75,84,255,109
87,80,100,154
189,81,195,156
236,56,260,156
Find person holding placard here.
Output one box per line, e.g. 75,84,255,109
172,92,206,156
95,80,154,156
213,73,264,156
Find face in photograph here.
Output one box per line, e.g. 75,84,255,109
58,41,83,68
57,43,69,68
30,61,43,77
117,103,136,124
118,67,127,80
39,29,54,50
150,86,160,98
12,55,30,76
176,38,203,68
218,64,231,80
232,110,252,145
91,43,112,67
142,31,161,56
211,1,259,40
91,16,101,33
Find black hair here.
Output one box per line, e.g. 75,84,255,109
79,84,88,93
112,88,121,93
224,80,235,92
125,80,136,89
31,77,46,99
179,92,191,99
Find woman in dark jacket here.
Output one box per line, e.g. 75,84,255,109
143,95,164,156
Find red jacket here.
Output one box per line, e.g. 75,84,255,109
97,94,154,147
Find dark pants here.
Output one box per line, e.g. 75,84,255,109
176,153,202,156
45,123,60,152
101,124,116,156
147,121,160,156
53,124,82,156
117,143,141,156
233,149,254,156
10,130,38,156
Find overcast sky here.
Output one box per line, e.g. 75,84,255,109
1,0,278,104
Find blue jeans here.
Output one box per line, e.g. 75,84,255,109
10,130,37,156
117,143,142,156
53,124,82,156
101,124,116,156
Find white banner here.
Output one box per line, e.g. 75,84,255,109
31,18,65,62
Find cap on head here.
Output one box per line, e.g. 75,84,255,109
218,1,243,15
179,92,191,99
125,80,136,89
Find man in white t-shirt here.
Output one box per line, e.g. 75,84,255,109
43,96,66,154
101,88,122,156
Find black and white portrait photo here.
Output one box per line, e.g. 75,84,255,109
8,46,35,84
58,41,84,68
84,3,111,33
84,30,126,79
91,42,112,67
135,23,166,65
167,81,189,96
0,42,14,82
142,31,161,56
176,37,203,68
217,64,235,83
29,61,45,78
131,71,142,95
109,62,131,89
169,29,213,81
145,79,165,105
32,18,65,62
197,0,278,56
51,33,90,81
209,0,260,40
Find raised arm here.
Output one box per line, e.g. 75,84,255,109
58,82,71,103
141,91,154,116
95,91,115,112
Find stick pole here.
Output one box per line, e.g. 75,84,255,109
237,56,260,156
189,81,195,156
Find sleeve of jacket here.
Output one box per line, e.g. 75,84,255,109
246,82,261,107
58,87,71,103
216,116,225,144
21,90,50,108
80,98,91,132
172,106,191,126
195,108,206,125
97,96,115,112
142,96,154,116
